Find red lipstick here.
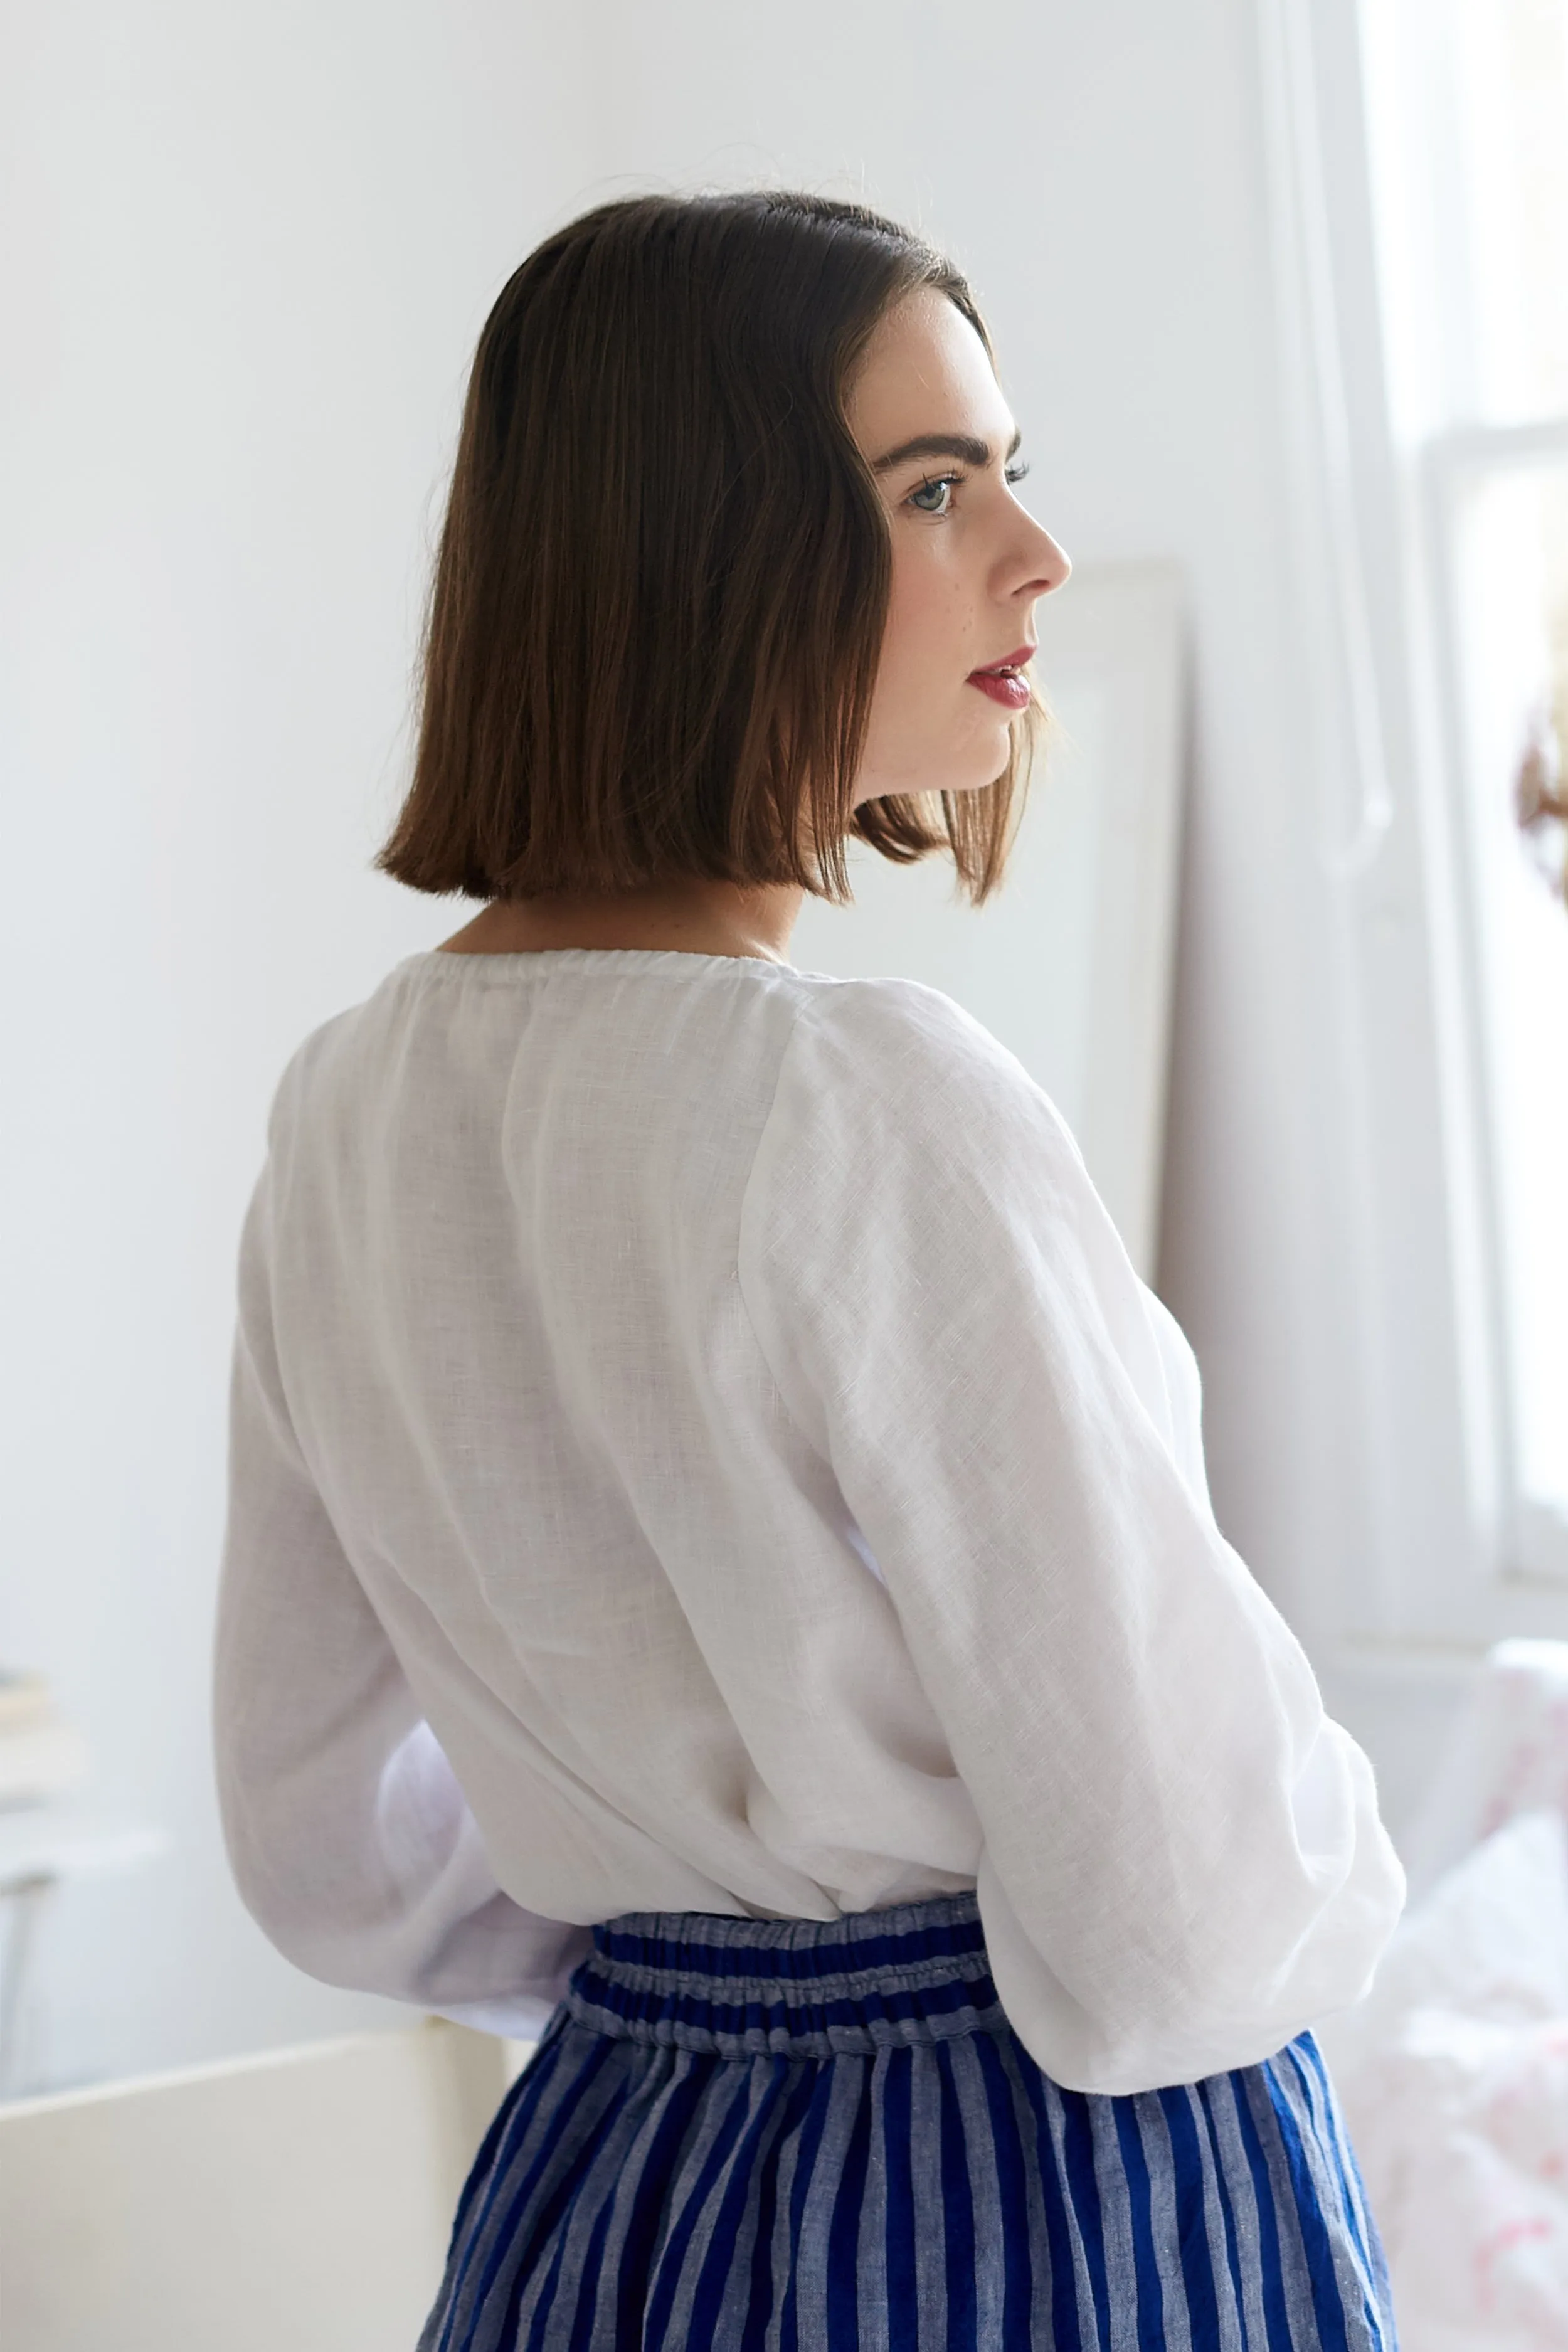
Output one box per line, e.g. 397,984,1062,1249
967,645,1036,712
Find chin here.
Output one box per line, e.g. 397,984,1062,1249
856,724,1014,805
945,736,1015,798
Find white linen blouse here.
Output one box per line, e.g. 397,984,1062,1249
215,946,1404,2097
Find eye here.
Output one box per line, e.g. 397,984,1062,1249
908,474,960,516
1005,459,1031,487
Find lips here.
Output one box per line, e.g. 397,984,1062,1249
967,645,1036,712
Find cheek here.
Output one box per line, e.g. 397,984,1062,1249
859,537,1009,797
882,548,963,684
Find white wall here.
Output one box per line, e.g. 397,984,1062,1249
2,0,1448,2090
1,0,601,2087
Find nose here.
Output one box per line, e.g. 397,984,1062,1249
1021,517,1070,601
999,501,1070,607
1039,526,1071,595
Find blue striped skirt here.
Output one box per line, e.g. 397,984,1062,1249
418,1892,1396,2349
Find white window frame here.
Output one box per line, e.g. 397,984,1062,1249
1256,0,1568,1651
1422,419,1568,1589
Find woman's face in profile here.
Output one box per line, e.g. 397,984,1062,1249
845,287,1069,808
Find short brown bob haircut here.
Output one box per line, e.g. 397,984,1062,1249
378,190,1042,907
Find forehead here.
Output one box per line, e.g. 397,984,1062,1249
845,287,1012,453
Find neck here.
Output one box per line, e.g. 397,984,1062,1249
437,877,806,965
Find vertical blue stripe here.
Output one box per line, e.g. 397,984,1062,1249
943,2032,1009,2343
1201,2071,1271,2352
1284,2038,1389,2346
738,2058,818,2352
1191,2077,1251,2351
854,2050,894,2352
682,2058,791,2343
596,2050,714,2347
559,2117,630,2352
1295,2032,1391,2314
1017,2054,1088,2351
1260,2047,1356,2352
775,2050,834,2352
640,2057,758,2343
908,2044,951,2346
824,2058,874,2352
881,2043,920,2346
935,2040,978,2346
1057,2085,1114,2351
1112,2085,1170,2345
972,2028,1036,2344
791,2055,868,2347
1131,2093,1196,2352
444,2007,568,2257
511,2053,666,2352
1157,2082,1226,2350
1227,2067,1301,2352
433,2030,621,2352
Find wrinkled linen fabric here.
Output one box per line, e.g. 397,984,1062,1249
214,948,1404,2095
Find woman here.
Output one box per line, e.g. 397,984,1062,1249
215,191,1405,2349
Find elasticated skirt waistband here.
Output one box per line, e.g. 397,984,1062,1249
425,1894,1397,2348
562,1888,1004,2058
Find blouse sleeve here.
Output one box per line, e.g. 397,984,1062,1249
213,1092,590,2037
738,980,1404,2095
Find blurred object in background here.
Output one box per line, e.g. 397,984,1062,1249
0,1666,90,2097
1514,703,1568,908
1320,1809,1568,2348
1444,452,1568,1559
0,2018,514,2351
1401,1640,1568,1902
0,1669,164,2099
1320,1640,1568,2341
0,1670,89,1811
0,1809,167,2102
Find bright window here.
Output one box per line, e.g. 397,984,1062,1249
1364,0,1568,1572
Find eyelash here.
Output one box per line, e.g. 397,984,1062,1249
908,460,1032,517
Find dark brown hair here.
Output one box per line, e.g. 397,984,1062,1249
377,189,1041,905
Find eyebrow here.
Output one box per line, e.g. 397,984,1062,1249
871,426,1024,475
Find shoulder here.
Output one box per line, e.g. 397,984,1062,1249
260,968,411,1157
743,975,1114,1305
787,968,1015,1073
771,971,1088,1184
739,973,1155,1419
272,949,454,1116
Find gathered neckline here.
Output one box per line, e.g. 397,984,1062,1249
404,946,811,979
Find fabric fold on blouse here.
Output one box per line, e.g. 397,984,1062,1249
214,948,1404,2091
